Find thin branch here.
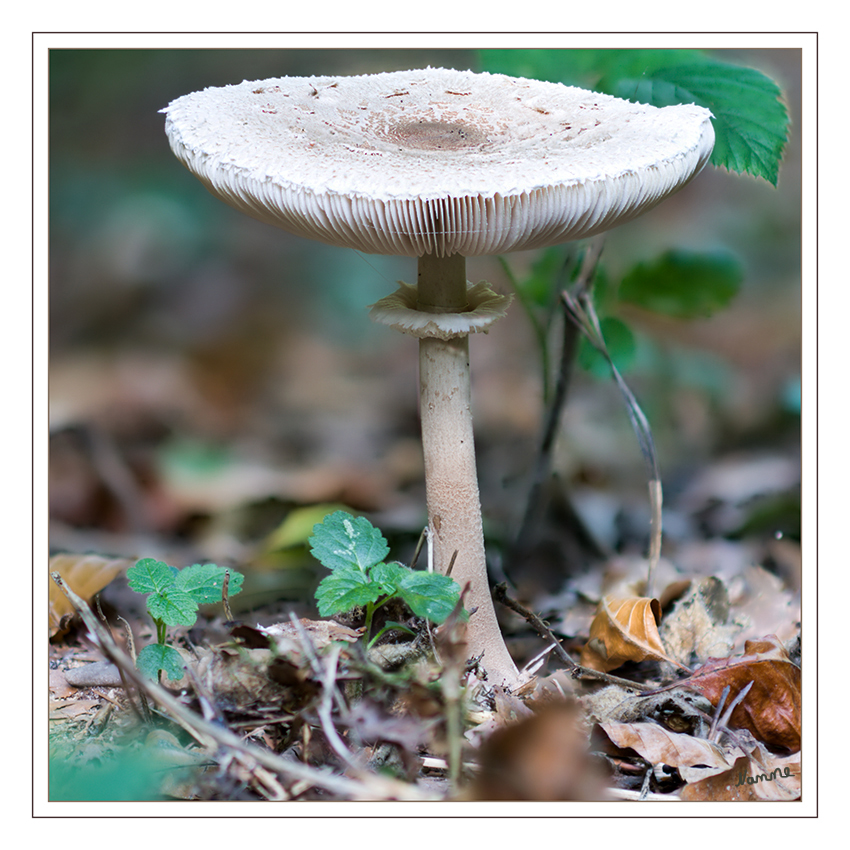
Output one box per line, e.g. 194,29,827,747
707,685,730,742
316,642,364,771
221,569,233,621
560,275,664,596
718,680,754,731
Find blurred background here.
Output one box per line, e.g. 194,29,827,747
48,48,801,615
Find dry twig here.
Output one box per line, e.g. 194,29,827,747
492,583,654,692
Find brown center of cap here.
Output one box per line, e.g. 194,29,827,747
391,120,488,151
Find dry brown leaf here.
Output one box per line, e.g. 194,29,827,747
600,720,732,771
730,564,801,648
682,635,801,752
48,698,103,720
195,644,320,713
680,753,801,801
49,553,129,638
259,618,363,654
660,576,739,665
580,596,684,673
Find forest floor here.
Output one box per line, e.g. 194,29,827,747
46,302,802,805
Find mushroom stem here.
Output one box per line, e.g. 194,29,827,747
417,254,522,689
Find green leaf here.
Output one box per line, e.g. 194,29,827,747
479,48,705,88
136,643,185,681
126,558,177,595
610,61,788,185
578,317,637,378
396,571,464,625
619,249,743,319
516,247,566,310
314,568,385,617
376,620,417,638
174,562,244,604
147,588,198,628
309,511,390,573
369,561,413,595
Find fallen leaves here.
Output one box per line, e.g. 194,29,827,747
680,752,801,801
576,579,801,767
597,716,802,801
49,553,129,638
601,720,731,771
581,622,802,800
682,635,802,752
580,595,686,673
660,576,738,665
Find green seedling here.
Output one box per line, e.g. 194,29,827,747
127,558,244,681
309,511,465,648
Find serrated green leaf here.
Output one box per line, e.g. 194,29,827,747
174,563,244,604
619,249,743,319
314,569,384,617
578,317,637,378
610,62,788,185
396,571,463,624
147,588,198,628
369,561,412,595
136,643,185,681
126,558,177,595
309,511,390,573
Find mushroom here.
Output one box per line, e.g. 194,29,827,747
162,67,714,689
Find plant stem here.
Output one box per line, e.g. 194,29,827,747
416,253,522,689
511,300,582,562
510,240,605,567
362,602,375,645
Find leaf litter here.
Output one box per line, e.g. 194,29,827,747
47,246,802,805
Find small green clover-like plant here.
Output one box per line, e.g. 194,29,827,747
127,558,244,681
309,511,465,647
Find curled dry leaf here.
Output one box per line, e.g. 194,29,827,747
580,596,684,673
600,720,732,771
682,635,801,752
49,553,130,638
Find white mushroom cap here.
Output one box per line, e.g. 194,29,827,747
163,67,714,257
